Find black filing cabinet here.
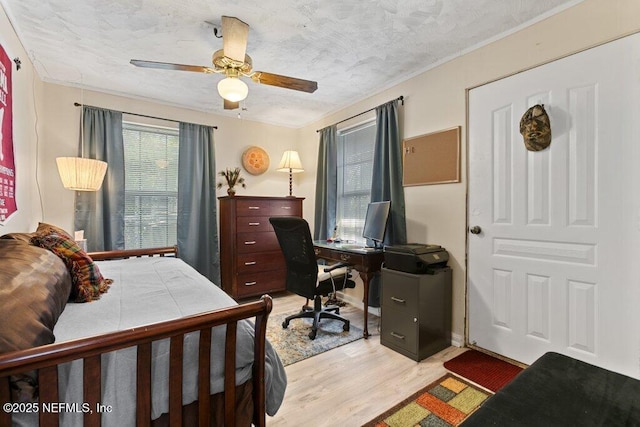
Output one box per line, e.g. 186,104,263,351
380,266,452,361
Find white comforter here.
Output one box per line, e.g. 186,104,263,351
14,257,286,426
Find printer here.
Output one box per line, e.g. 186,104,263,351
383,243,449,274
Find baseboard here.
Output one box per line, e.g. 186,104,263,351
451,332,463,348
337,291,464,347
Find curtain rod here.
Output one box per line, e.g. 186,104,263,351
316,95,404,133
73,103,218,129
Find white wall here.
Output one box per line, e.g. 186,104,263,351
295,0,640,342
0,5,44,233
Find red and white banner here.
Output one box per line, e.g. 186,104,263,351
0,43,16,225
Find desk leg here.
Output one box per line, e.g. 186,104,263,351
359,271,373,339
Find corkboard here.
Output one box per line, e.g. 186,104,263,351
403,126,460,186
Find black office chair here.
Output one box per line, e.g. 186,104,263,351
269,216,355,340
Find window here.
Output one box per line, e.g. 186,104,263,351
123,122,179,249
336,120,376,243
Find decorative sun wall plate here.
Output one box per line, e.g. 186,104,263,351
241,146,270,175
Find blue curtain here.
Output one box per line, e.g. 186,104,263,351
177,122,220,284
366,99,407,307
371,99,407,245
74,106,125,252
313,125,338,240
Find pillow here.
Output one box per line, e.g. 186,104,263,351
36,222,74,240
0,239,72,352
31,233,112,303
0,239,72,401
0,232,36,243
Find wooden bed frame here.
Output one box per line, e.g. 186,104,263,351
0,246,272,427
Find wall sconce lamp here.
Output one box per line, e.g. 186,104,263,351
56,157,107,191
277,150,304,197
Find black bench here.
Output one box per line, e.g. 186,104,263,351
463,352,640,426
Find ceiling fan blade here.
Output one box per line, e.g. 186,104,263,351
224,99,240,110
252,72,318,93
130,59,214,73
222,16,249,63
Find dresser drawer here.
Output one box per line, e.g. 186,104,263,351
236,199,302,217
236,199,271,216
381,305,418,356
236,216,272,233
236,232,281,253
236,269,286,298
237,251,285,273
269,199,302,217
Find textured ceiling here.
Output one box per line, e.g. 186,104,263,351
1,0,581,128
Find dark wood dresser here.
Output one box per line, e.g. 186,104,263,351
218,195,303,299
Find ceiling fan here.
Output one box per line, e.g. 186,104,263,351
130,16,318,110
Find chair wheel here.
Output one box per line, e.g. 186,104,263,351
309,330,317,340
282,321,289,329
343,322,350,332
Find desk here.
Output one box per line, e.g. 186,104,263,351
313,241,384,339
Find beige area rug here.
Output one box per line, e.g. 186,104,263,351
267,310,363,366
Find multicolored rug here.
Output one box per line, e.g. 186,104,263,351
363,374,491,427
266,311,362,366
443,350,524,393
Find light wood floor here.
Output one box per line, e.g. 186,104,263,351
265,293,466,426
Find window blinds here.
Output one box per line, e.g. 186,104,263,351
336,121,376,242
123,123,179,249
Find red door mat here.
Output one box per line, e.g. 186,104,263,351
443,350,523,392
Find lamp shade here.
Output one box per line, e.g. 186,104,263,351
217,77,249,102
56,157,108,191
277,150,304,173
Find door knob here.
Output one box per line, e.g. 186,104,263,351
469,226,482,234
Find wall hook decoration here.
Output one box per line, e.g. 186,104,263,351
519,104,551,151
13,57,21,70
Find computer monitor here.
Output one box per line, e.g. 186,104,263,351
362,201,391,248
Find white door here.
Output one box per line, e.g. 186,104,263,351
468,33,640,378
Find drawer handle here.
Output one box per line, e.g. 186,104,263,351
244,261,257,266
248,206,261,210
314,249,321,256
244,241,257,245
248,222,260,226
391,297,406,304
244,281,257,286
340,254,351,261
390,332,405,340
281,206,291,210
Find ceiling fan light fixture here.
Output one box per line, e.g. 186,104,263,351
130,16,317,109
217,76,248,102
